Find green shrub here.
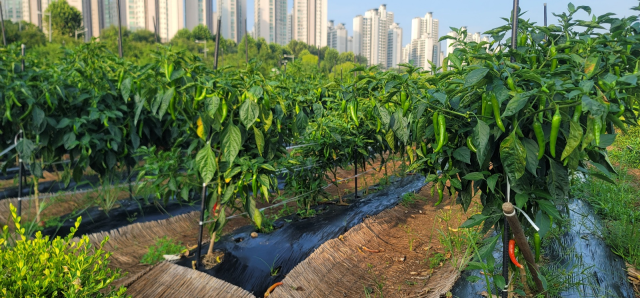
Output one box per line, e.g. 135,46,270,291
140,236,186,265
0,204,127,297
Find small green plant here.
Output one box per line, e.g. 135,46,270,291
90,172,125,214
259,211,276,233
0,204,127,297
140,236,187,265
400,193,418,207
428,252,446,269
256,254,281,276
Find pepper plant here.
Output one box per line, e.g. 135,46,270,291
408,4,639,293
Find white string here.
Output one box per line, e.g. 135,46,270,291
506,177,511,203
513,206,540,231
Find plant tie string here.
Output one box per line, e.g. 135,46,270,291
503,178,540,231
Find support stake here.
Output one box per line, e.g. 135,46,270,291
0,1,6,46
503,202,545,293
116,0,123,58
213,16,221,70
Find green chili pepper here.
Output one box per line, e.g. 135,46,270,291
615,104,625,117
45,92,53,109
550,106,562,158
491,94,505,132
534,232,541,263
466,136,477,153
594,116,602,146
434,182,444,206
219,99,228,123
481,93,487,116
615,66,621,77
434,114,446,153
534,119,545,160
19,104,33,120
550,45,558,71
340,100,346,112
573,104,582,123
507,76,516,92
5,105,13,122
607,113,628,134
421,143,428,157
433,111,440,142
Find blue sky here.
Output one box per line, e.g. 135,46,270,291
244,0,639,47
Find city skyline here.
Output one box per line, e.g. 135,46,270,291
245,0,637,48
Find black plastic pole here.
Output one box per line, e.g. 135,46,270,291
116,0,123,58
504,1,519,297
195,181,206,268
354,149,358,199
213,16,221,70
544,3,547,27
0,2,6,46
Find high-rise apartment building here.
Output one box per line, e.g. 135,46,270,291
254,0,287,45
408,12,440,70
2,0,23,22
293,0,327,47
218,0,247,43
285,12,292,45
327,20,347,53
353,4,394,68
387,22,402,69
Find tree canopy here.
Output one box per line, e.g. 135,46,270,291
44,0,83,37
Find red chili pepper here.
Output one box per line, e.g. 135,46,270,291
264,282,283,297
509,239,523,268
212,201,219,215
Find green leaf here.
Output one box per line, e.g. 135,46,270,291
385,130,395,151
561,120,584,160
204,96,220,119
584,54,599,79
486,174,500,193
134,94,144,125
515,193,529,208
597,134,616,148
222,124,242,166
502,89,537,117
473,121,491,165
618,75,637,86
158,87,174,119
535,210,551,238
500,132,527,182
453,147,471,164
295,110,308,132
253,126,264,157
196,144,217,183
56,118,71,129
221,184,236,204
546,158,569,200
240,99,259,129
16,138,35,158
522,138,539,177
63,132,77,150
537,200,561,222
494,275,506,291
579,80,594,93
478,234,500,261
464,68,490,87
460,214,489,228
462,172,485,180
246,196,262,229
120,77,132,100
213,207,227,233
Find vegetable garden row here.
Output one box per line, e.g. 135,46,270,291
1,3,640,297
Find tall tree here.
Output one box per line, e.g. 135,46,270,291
191,24,211,41
44,0,82,37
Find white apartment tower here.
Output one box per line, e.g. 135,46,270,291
2,0,23,22
285,12,292,45
353,4,394,68
254,0,287,45
409,12,441,70
327,20,348,53
387,22,402,69
293,0,327,47
218,0,247,43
